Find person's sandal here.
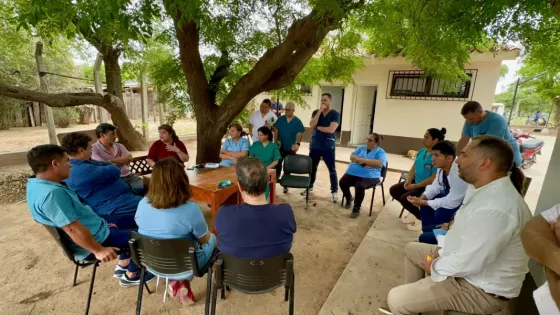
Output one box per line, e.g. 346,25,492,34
167,280,181,298
179,280,196,305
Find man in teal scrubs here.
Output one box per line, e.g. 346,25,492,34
273,102,305,189
26,144,153,286
457,101,522,167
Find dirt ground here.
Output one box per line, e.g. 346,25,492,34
0,161,400,315
0,118,197,153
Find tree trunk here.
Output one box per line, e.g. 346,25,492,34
195,114,228,164
0,83,148,151
103,48,123,101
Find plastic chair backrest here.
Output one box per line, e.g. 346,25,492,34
215,252,294,294
283,155,312,175
128,231,201,277
380,162,388,183
42,224,76,262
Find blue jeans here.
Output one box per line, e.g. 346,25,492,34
309,148,338,193
147,234,217,281
85,227,138,272
418,203,459,245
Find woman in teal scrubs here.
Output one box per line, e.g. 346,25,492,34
249,126,281,201
389,128,446,222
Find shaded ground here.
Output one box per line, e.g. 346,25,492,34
0,162,400,315
0,118,196,153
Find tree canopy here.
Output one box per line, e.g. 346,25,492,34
2,0,560,159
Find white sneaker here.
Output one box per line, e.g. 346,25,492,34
332,192,338,203
406,219,423,231
401,213,416,224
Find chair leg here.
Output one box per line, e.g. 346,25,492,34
381,184,386,206
305,188,309,209
221,287,225,300
135,268,146,315
84,262,98,315
289,274,295,315
205,267,213,315
399,207,405,218
210,280,218,315
340,194,344,206
369,188,375,217
73,264,80,287
144,282,152,294
284,287,289,301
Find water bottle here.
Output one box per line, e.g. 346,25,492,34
218,180,232,189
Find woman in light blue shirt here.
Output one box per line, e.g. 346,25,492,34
339,133,387,218
219,123,249,167
135,158,216,304
389,128,445,226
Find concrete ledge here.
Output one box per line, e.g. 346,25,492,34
0,151,28,167
318,201,418,315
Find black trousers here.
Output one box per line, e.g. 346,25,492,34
389,181,425,219
339,174,380,209
309,148,338,193
276,147,293,180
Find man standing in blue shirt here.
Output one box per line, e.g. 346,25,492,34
303,93,341,203
457,101,522,168
339,133,387,218
61,132,142,228
26,144,153,286
274,102,305,190
216,157,296,259
271,96,284,117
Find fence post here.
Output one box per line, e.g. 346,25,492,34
93,53,108,123
141,75,149,140
35,42,57,145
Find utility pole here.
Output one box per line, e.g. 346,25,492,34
141,75,149,140
35,42,57,145
93,53,108,123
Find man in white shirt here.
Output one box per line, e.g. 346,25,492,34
522,204,560,310
407,141,468,241
248,99,277,143
379,135,531,315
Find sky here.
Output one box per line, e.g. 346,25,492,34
496,57,523,95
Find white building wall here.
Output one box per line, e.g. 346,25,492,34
254,50,518,142
353,60,502,142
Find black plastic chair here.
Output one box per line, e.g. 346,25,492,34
210,252,295,315
280,154,312,208
341,162,388,216
128,231,217,315
42,224,99,315
395,172,409,218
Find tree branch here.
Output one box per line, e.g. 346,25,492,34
0,83,123,110
208,50,232,104
171,13,214,112
217,8,341,123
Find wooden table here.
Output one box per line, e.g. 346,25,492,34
186,166,276,234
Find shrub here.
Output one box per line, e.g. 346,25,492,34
53,107,79,128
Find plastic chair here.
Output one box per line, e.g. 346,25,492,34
395,172,409,218
42,224,99,315
128,231,217,315
279,154,312,209
340,162,388,216
210,252,295,315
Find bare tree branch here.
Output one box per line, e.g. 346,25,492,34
208,50,232,104
0,83,123,110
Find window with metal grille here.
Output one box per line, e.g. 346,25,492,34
387,69,477,101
